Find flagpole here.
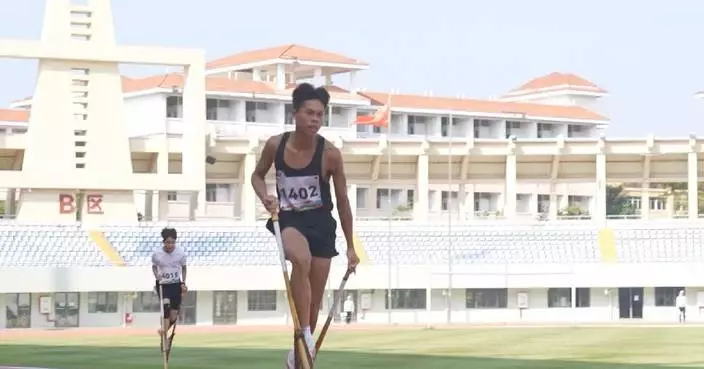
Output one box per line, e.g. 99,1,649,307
386,95,393,325
446,113,453,325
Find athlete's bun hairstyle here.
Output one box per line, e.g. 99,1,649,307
161,227,177,240
292,83,330,111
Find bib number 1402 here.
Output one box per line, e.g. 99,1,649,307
280,186,318,200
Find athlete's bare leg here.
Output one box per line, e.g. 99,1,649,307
309,257,332,332
281,228,313,337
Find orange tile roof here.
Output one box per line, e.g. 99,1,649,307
508,72,607,95
16,73,366,103
207,44,369,70
0,108,29,122
284,83,367,101
7,74,608,123
360,92,608,122
121,73,277,94
121,73,367,101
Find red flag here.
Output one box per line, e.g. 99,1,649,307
354,104,389,128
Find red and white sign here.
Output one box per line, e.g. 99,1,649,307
58,193,104,214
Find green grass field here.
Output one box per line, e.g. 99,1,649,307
0,326,703,368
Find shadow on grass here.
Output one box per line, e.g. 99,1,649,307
0,345,700,369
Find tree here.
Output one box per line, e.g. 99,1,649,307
655,182,704,215
605,184,637,216
558,205,589,217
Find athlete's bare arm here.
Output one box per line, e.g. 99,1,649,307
181,258,187,284
251,135,280,202
151,253,159,279
328,145,354,250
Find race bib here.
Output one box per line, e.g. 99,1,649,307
277,172,323,211
159,270,180,284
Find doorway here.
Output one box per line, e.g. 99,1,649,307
332,290,358,323
54,292,80,328
618,287,644,319
5,293,31,328
179,291,197,325
213,291,237,325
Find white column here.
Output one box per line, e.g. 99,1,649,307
158,191,169,220
641,155,651,220
688,151,698,219
242,153,257,222
414,154,429,221
465,185,475,220
347,184,358,219
640,184,650,220
549,188,558,219
158,138,169,175
504,154,517,218
190,191,206,219
595,152,607,225
458,184,468,220
276,64,286,89
143,190,153,220
349,71,357,93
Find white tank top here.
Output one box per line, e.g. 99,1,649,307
151,248,187,284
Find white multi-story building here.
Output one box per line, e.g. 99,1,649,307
0,42,614,222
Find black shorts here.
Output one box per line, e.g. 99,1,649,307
160,282,183,311
266,211,338,259
679,307,686,313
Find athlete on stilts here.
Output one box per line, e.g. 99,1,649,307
251,83,360,367
152,227,188,352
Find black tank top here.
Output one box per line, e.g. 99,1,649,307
274,132,334,215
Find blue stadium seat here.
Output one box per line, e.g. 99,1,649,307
0,224,110,267
4,221,703,267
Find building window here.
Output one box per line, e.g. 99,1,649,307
133,291,161,313
166,96,182,118
537,123,554,138
576,288,590,308
376,188,402,209
245,101,268,122
406,189,415,208
5,293,31,328
655,287,683,307
407,115,425,135
247,290,277,311
567,124,586,138
385,289,426,310
627,196,642,210
206,183,233,202
213,291,238,325
650,197,666,210
466,288,508,308
441,191,459,211
87,292,118,313
505,121,521,138
547,288,571,308
356,187,368,209
206,98,231,121
168,191,189,202
285,104,294,125
474,119,492,139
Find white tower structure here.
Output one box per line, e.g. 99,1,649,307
0,0,206,223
